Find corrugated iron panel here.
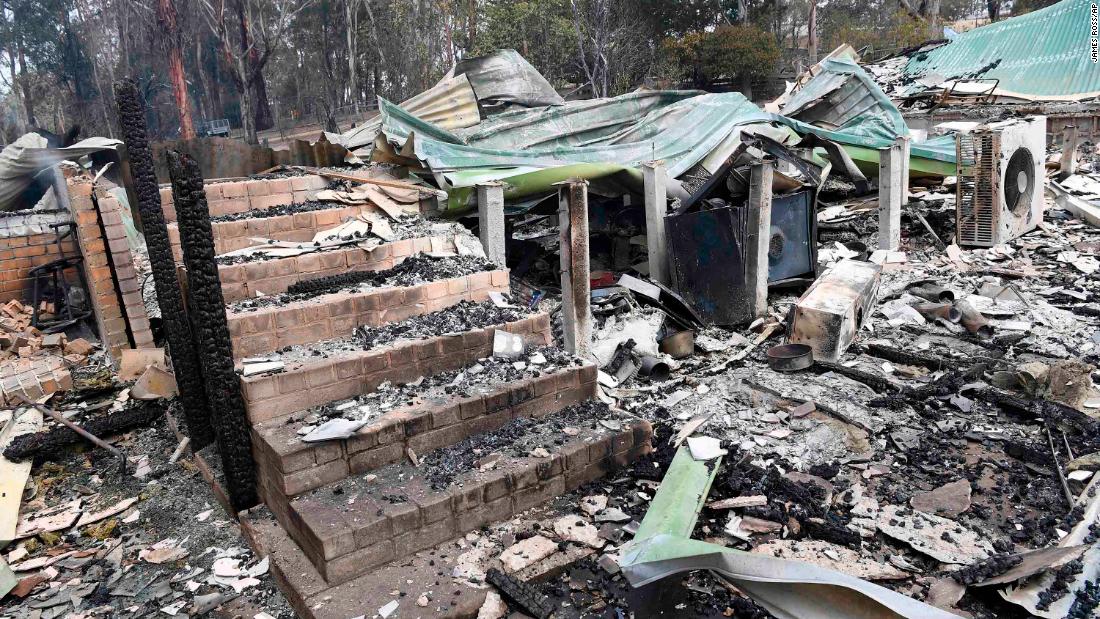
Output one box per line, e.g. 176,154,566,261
904,0,1100,101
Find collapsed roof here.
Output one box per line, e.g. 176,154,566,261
344,50,957,213
900,0,1100,102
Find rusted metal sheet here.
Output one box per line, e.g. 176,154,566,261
151,136,347,183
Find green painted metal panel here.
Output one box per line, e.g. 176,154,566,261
904,0,1100,101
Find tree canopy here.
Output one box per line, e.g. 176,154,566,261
0,0,1012,144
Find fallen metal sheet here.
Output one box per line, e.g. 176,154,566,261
453,49,564,112
337,72,481,153
620,447,959,619
0,134,121,211
1049,180,1100,228
902,0,1100,102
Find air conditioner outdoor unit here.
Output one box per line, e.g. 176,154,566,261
956,115,1046,247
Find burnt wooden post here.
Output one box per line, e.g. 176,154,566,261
878,136,910,251
476,182,506,267
167,151,257,511
114,79,215,449
746,162,773,319
642,161,669,285
1060,125,1078,178
558,179,592,357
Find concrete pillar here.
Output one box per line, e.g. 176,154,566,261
476,182,506,266
1060,125,1078,178
745,162,773,319
878,136,910,251
642,161,669,285
557,179,592,357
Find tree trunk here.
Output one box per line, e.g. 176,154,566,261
16,32,35,126
346,0,359,115
807,1,818,63
158,0,196,139
238,57,257,144
986,0,1000,22
237,0,274,131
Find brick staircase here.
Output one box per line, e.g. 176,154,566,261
175,174,653,617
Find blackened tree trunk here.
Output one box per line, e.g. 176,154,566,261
166,150,258,511
114,79,215,450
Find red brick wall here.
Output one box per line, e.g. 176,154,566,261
168,204,366,261
219,235,456,303
159,175,329,224
226,269,509,358
0,228,79,303
66,177,155,360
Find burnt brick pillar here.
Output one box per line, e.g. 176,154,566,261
167,150,258,511
113,78,215,449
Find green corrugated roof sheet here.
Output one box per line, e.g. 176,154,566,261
903,0,1100,101
376,58,957,211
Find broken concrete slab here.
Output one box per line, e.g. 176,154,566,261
498,535,558,573
910,479,972,518
553,515,604,548
876,505,991,564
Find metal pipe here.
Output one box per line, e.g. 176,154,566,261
956,299,994,338
913,302,962,323
908,283,955,303
638,356,671,382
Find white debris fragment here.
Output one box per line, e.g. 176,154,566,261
378,599,400,618
499,535,557,572
553,515,605,548
686,436,727,460
580,495,608,516
876,505,991,564
477,591,508,619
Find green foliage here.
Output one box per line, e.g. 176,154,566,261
821,7,932,56
662,24,780,87
473,0,578,87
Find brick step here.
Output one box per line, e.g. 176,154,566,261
252,356,598,500
267,404,653,585
227,268,510,359
239,310,551,423
158,174,329,224
240,505,490,619
217,235,460,303
168,203,368,261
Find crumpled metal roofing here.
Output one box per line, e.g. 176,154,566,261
903,0,1100,101
337,73,481,153
776,57,956,168
370,50,963,211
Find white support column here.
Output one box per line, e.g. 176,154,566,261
476,182,506,267
642,161,669,285
878,135,910,251
1060,125,1079,178
557,179,592,357
746,162,773,319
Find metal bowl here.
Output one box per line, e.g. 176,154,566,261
766,343,814,372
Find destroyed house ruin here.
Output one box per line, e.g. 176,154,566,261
2,2,1100,617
